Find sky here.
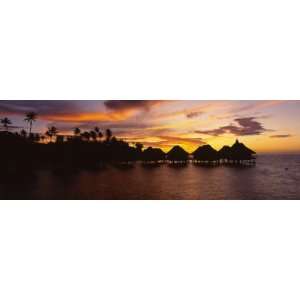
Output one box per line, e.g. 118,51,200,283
0,100,300,153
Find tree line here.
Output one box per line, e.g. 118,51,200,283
1,113,114,143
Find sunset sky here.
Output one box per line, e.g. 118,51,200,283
1,100,300,153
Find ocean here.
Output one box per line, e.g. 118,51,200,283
1,154,300,199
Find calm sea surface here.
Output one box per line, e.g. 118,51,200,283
1,155,300,199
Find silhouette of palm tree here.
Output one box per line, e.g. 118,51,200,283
20,129,27,138
40,135,46,143
24,112,37,134
74,127,81,136
29,133,35,141
50,126,58,140
106,129,112,141
81,131,91,142
1,117,12,132
46,126,58,142
94,127,103,141
135,143,144,152
90,130,97,141
34,133,40,143
45,130,52,142
98,131,103,141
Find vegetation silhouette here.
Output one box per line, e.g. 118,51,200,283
24,112,37,134
74,127,81,137
0,113,257,176
0,117,12,131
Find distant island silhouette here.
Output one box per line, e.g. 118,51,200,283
0,113,256,174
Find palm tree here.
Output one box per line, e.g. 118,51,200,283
105,128,112,141
94,126,103,142
135,142,144,152
20,129,27,138
81,131,91,142
40,135,46,143
0,117,12,132
45,130,52,142
90,130,97,141
24,112,37,134
74,127,81,136
46,126,58,142
98,131,103,141
49,126,58,140
135,142,144,160
34,133,40,143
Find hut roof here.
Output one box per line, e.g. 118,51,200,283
143,147,166,161
193,144,218,160
149,147,164,153
218,145,231,158
193,144,217,155
168,145,188,155
154,148,166,156
231,139,256,155
167,145,189,160
219,145,231,153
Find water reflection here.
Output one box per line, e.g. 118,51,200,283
0,155,300,199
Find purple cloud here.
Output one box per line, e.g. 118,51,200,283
0,100,82,116
195,117,268,136
104,100,162,111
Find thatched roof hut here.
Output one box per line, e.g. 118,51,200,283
193,145,218,161
142,147,166,162
218,145,231,160
167,145,189,162
230,139,256,160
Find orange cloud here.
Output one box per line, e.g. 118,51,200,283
45,110,136,122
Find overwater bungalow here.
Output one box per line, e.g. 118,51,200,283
142,147,166,164
167,145,189,163
218,145,232,163
193,145,219,164
228,139,256,165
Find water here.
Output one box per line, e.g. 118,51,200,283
1,155,300,199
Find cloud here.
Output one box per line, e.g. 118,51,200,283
0,100,79,116
45,111,134,123
104,100,163,111
270,134,292,138
0,100,142,124
186,111,202,118
195,117,268,136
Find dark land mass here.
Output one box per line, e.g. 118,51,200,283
0,131,256,179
